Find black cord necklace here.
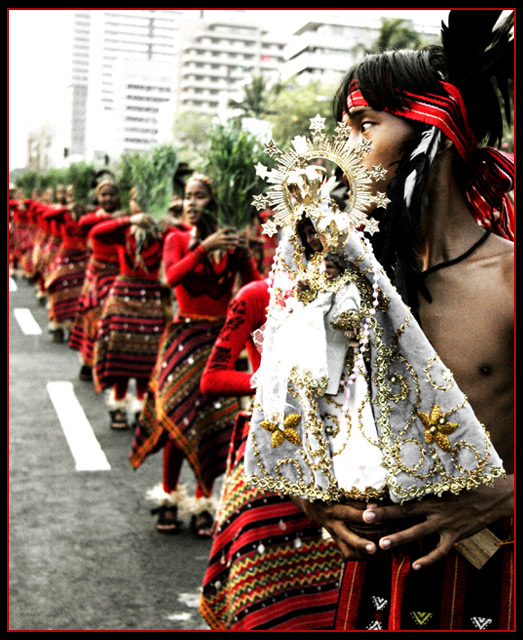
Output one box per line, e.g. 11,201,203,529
419,226,493,302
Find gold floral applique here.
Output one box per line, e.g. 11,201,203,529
261,413,302,448
417,405,458,452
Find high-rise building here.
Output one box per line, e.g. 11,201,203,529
65,9,183,164
62,9,441,166
175,12,286,118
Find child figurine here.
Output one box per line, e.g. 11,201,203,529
256,219,387,500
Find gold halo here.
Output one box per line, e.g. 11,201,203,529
253,116,389,237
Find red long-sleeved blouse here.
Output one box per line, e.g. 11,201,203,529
163,228,261,321
200,278,269,397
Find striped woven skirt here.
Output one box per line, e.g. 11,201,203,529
130,317,239,496
69,257,120,366
45,247,89,327
93,275,167,392
32,233,61,284
334,519,514,631
199,413,343,631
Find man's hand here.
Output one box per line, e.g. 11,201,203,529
361,475,514,570
292,497,379,560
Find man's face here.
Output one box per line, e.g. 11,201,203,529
343,107,418,210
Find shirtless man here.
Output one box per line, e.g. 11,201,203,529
293,10,514,630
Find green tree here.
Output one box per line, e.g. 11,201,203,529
14,163,97,203
353,17,423,56
203,120,271,229
172,110,215,169
267,77,339,145
228,75,284,120
117,145,179,218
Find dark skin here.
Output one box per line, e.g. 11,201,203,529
293,113,514,570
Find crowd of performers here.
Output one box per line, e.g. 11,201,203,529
9,176,343,630
8,11,515,632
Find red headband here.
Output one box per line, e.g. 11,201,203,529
347,80,514,240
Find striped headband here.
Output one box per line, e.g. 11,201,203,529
347,80,514,240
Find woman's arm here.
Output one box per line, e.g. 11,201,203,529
201,280,269,397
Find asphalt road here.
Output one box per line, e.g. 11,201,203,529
9,274,215,631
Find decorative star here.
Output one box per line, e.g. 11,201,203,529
264,139,280,157
358,138,374,154
309,114,326,133
335,121,352,138
364,217,380,235
261,219,279,237
251,193,270,211
371,164,387,181
417,405,459,452
372,192,391,209
255,162,270,179
261,413,302,448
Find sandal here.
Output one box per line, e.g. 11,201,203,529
79,364,92,381
151,505,181,534
52,328,65,343
190,510,214,539
110,409,129,430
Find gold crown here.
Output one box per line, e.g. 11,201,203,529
251,115,390,242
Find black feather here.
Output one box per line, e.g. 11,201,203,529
441,10,514,145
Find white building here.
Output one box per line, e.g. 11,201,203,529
283,16,440,84
65,9,183,165
61,9,442,166
175,13,286,120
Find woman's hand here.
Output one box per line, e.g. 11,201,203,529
201,228,240,253
129,213,148,226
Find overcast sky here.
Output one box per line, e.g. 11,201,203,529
8,9,450,170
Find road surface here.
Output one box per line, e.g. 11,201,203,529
9,274,215,631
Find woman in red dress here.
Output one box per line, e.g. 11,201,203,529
91,213,170,430
130,174,261,537
43,202,90,343
68,181,123,380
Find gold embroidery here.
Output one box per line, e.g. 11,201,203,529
417,405,459,452
261,413,302,448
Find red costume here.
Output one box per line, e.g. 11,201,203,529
68,210,119,370
91,216,168,408
43,206,90,337
130,226,261,503
198,278,343,630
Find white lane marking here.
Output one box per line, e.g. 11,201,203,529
13,308,42,335
9,277,17,291
47,381,111,471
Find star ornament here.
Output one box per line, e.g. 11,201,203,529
417,405,459,452
309,114,326,133
251,193,270,211
371,164,387,181
255,162,270,179
261,219,278,237
264,139,281,157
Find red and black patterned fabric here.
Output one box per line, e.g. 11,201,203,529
200,413,343,630
130,317,239,496
199,279,343,630
335,520,514,631
93,276,167,392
